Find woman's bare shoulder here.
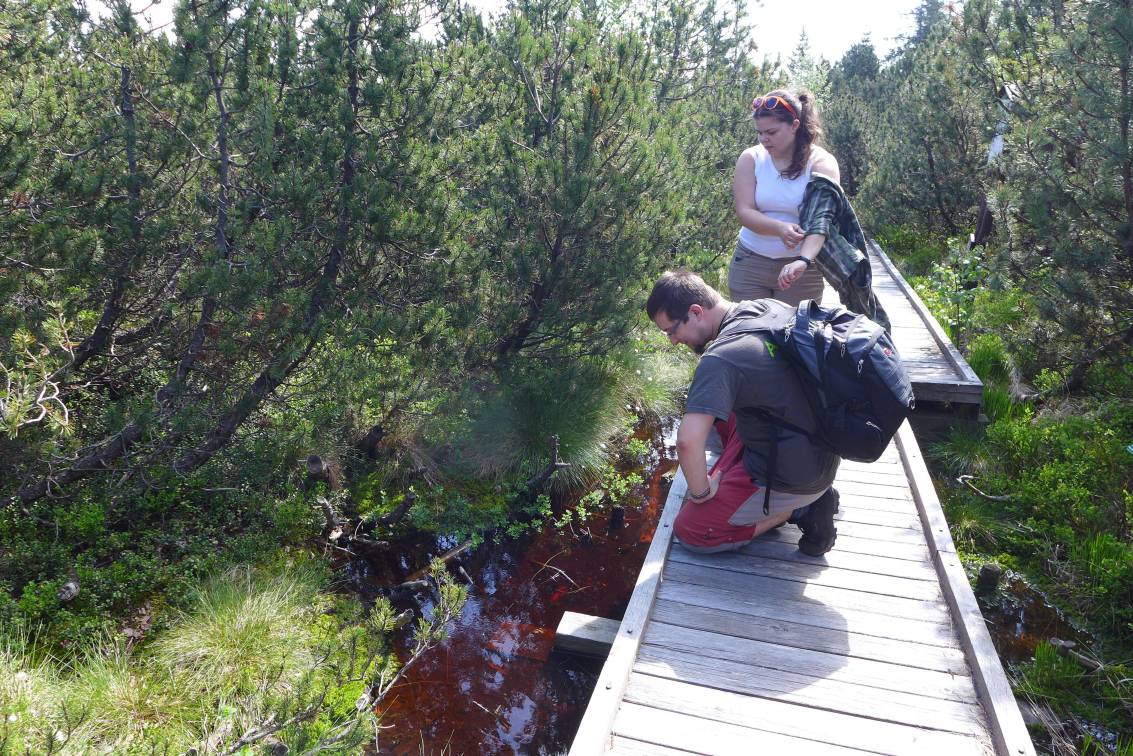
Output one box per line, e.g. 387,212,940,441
810,146,840,182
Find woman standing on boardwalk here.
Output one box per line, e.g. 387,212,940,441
730,88,840,305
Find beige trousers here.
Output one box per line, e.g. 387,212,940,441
727,240,824,306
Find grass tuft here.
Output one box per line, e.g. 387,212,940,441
152,565,320,702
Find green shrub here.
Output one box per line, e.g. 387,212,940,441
875,225,948,276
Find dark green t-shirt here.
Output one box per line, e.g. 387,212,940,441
685,300,839,494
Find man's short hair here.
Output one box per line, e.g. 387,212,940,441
646,269,721,322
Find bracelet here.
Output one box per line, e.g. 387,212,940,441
794,255,814,268
688,485,712,500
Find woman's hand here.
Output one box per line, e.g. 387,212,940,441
778,259,808,290
778,222,805,249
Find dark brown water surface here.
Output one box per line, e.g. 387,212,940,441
368,427,676,754
979,575,1092,665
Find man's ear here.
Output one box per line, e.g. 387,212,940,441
688,304,703,318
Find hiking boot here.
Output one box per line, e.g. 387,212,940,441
797,488,839,557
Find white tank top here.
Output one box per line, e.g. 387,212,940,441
737,144,821,258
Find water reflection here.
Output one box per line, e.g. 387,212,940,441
369,422,675,753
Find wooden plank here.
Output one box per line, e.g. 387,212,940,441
643,622,977,702
736,536,939,581
623,674,994,755
657,578,958,647
835,473,915,491
839,457,906,471
896,424,1036,756
612,701,872,755
909,381,986,404
609,736,698,755
651,598,969,674
668,546,945,601
635,645,988,737
835,506,924,530
835,479,916,502
663,560,951,623
835,493,919,515
836,464,912,480
555,611,619,656
828,518,928,544
758,524,933,563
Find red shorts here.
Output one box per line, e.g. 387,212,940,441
673,414,822,552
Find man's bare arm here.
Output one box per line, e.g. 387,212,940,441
676,412,717,499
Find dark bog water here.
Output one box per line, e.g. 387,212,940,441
364,424,675,754
978,574,1092,664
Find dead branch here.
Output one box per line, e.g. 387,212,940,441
377,490,415,526
532,552,578,587
522,435,570,499
399,539,472,584
221,705,321,755
957,474,1015,501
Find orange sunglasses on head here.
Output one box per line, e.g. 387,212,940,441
751,94,797,119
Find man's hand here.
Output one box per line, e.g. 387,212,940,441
687,471,720,503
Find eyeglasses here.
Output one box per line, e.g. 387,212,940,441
751,94,797,119
663,313,689,338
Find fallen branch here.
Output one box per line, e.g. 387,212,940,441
378,490,415,526
400,539,472,584
957,474,1015,502
532,550,578,587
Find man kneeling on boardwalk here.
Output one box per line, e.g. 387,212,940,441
646,269,839,556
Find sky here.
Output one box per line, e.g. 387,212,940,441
741,0,923,63
96,0,924,65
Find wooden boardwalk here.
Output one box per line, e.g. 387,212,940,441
864,240,983,409
568,247,1032,755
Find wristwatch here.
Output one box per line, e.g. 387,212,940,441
794,255,814,268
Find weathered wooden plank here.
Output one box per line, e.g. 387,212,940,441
839,457,906,471
908,381,986,404
663,559,951,623
835,479,917,502
837,471,919,491
623,673,994,755
758,524,933,562
834,495,919,516
896,424,1036,756
827,518,928,544
836,464,912,480
555,611,619,656
635,645,988,737
651,598,969,674
643,622,977,702
835,506,924,530
834,492,920,516
657,578,958,647
668,545,945,601
612,701,871,755
735,535,938,580
609,736,699,756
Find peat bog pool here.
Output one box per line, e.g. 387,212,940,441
347,419,676,754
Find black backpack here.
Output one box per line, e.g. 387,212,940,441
721,299,915,464
775,299,915,462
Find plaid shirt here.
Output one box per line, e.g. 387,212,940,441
799,175,891,331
